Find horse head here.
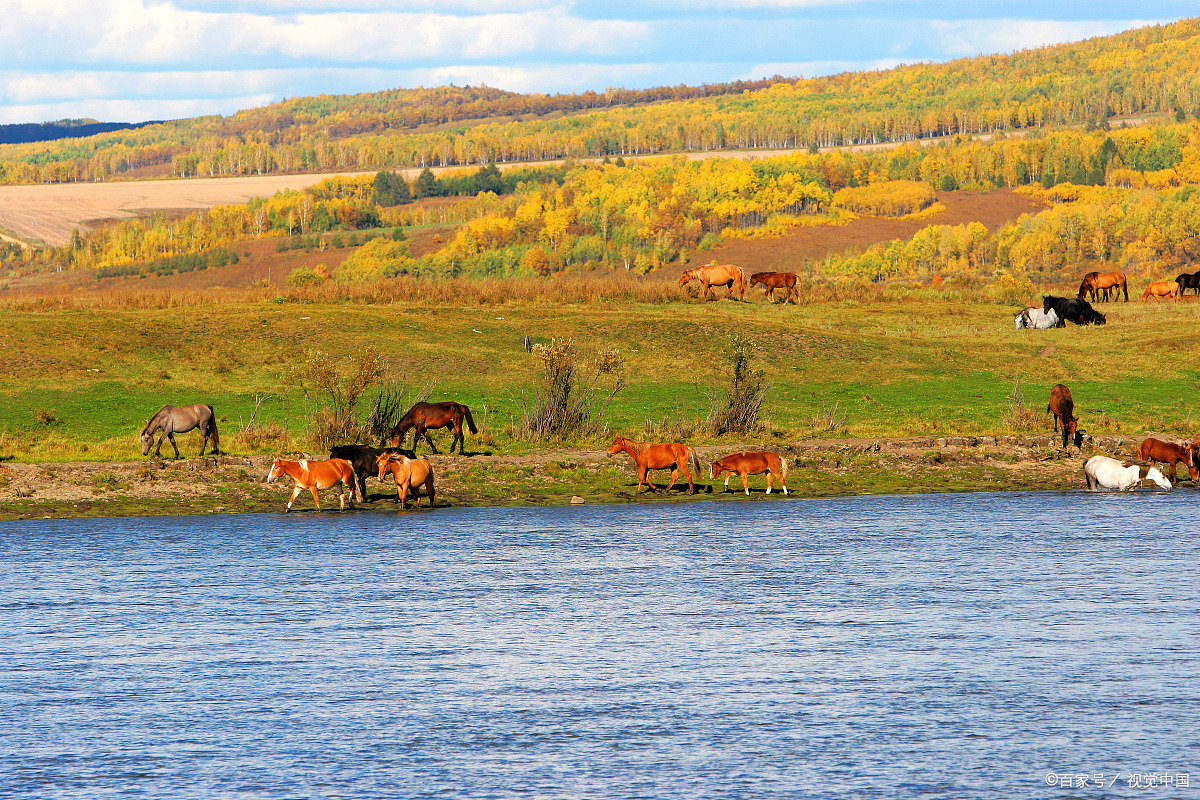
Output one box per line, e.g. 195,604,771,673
376,452,406,479
140,433,154,456
678,270,695,287
606,436,627,458
1042,295,1055,314
1144,466,1173,491
266,458,284,483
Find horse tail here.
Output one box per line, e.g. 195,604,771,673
463,405,478,434
779,454,789,481
687,447,703,474
206,406,221,453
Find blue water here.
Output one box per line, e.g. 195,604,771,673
1,492,1198,799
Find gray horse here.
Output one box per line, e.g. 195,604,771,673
140,404,220,458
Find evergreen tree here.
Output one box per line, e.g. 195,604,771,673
413,167,443,198
371,170,411,206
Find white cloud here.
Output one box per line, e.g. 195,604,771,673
930,18,1163,56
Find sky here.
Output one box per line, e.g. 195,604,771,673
0,1,1195,126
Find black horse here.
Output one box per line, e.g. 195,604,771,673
140,404,220,458
329,444,414,501
1175,270,1200,296
1043,295,1106,326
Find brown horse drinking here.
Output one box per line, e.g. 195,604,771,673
266,457,358,512
749,272,800,304
679,263,746,301
1047,384,1083,450
1078,270,1128,302
390,401,477,454
606,435,701,493
1136,437,1198,482
376,452,436,508
140,403,220,459
710,451,789,495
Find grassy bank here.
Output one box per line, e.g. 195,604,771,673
1,291,1198,465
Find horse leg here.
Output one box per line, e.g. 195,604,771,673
425,474,436,508
287,485,304,512
451,422,464,454
310,486,321,511
723,474,731,492
420,426,440,455
765,472,774,495
742,472,750,496
167,432,181,460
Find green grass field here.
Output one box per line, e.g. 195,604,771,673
2,293,1198,462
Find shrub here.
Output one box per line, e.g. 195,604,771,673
520,338,625,440
706,334,769,435
288,348,389,450
833,180,937,217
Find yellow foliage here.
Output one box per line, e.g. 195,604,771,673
832,180,936,217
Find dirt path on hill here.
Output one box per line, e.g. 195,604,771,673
0,434,1175,521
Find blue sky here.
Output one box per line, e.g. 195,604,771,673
0,1,1193,125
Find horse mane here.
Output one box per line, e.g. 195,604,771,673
140,405,171,436
616,436,648,455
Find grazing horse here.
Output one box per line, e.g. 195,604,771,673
1015,307,1061,329
1136,438,1197,482
710,451,789,495
330,444,414,501
1175,270,1200,296
1083,456,1171,491
1142,280,1181,302
266,457,358,512
1042,295,1106,325
1077,270,1128,302
679,263,746,302
390,401,477,454
606,435,702,494
1047,384,1083,450
749,271,800,304
376,452,436,508
140,404,220,459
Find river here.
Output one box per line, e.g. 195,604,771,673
2,491,1197,798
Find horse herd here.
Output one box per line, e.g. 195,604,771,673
678,263,799,304
1046,382,1191,492
1018,269,1200,329
140,383,1183,510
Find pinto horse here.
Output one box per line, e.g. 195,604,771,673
376,452,436,508
749,271,800,304
1136,438,1197,482
679,263,746,302
266,457,358,512
710,451,789,495
1078,270,1128,302
390,401,477,454
1047,384,1083,450
606,435,702,493
1084,456,1171,491
140,403,220,459
1142,280,1181,301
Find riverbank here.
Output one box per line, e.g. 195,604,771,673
0,434,1174,521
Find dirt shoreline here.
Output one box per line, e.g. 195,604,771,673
0,434,1176,521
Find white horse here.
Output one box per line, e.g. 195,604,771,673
1083,456,1172,491
1015,307,1061,329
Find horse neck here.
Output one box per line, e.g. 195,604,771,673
622,438,648,455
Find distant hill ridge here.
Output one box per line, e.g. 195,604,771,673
0,119,161,146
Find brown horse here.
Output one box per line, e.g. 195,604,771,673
266,457,358,512
1047,384,1082,450
606,435,702,493
390,401,477,454
1078,270,1127,302
749,271,800,304
376,452,436,508
1136,438,1197,482
140,403,220,459
679,263,745,301
710,451,789,495
1142,280,1181,301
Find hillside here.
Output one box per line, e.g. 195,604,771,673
2,18,1200,185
